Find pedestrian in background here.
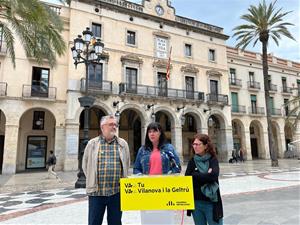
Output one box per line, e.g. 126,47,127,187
239,147,245,162
83,115,130,225
46,150,58,179
185,133,223,225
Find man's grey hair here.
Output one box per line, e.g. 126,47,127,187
100,115,117,127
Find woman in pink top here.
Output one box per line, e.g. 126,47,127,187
133,122,181,175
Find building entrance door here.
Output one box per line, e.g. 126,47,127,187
251,138,258,159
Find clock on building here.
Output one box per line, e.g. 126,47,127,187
155,5,164,16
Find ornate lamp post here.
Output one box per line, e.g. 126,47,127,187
71,27,105,188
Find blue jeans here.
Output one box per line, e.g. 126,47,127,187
88,193,122,225
192,200,223,225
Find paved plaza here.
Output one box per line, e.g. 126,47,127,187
0,159,299,225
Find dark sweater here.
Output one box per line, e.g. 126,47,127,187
185,156,223,222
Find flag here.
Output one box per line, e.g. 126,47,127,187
166,46,172,81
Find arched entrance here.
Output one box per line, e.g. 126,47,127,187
208,114,226,160
182,113,200,162
232,119,246,159
0,110,6,174
118,109,142,163
249,120,264,159
155,110,174,144
18,108,56,171
284,123,293,151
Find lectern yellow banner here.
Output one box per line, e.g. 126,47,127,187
120,176,194,211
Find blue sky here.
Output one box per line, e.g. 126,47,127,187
47,0,299,62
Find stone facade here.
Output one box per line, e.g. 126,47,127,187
0,0,299,174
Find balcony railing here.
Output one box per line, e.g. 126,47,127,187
0,82,7,96
248,106,265,115
282,87,293,94
247,81,260,90
119,83,205,102
268,84,277,92
0,41,7,54
231,105,246,113
80,78,113,95
22,85,56,100
229,78,242,87
271,108,282,116
206,94,228,105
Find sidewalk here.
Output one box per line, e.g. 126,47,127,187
0,159,299,225
1,159,299,193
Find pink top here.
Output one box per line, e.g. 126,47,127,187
149,147,162,175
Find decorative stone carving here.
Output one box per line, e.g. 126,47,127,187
153,31,171,38
181,64,199,73
206,69,222,77
152,59,172,69
120,54,143,64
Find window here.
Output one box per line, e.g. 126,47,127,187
185,76,194,99
88,64,103,83
284,99,289,116
31,67,49,97
230,68,236,84
185,44,192,57
251,95,257,113
231,92,238,112
32,111,45,130
209,49,215,61
157,72,168,96
126,30,136,45
92,23,101,38
282,77,287,91
268,75,272,90
0,24,3,52
297,80,300,95
249,72,255,86
126,67,137,93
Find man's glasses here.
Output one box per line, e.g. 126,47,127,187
106,123,119,128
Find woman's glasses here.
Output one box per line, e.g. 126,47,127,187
192,143,202,147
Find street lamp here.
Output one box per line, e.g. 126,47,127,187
71,27,105,188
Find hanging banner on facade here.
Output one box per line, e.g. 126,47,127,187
120,176,194,211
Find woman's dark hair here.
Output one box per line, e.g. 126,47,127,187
193,133,216,158
145,122,167,150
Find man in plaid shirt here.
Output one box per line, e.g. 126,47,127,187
83,115,130,225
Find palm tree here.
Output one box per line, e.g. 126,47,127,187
233,0,295,167
0,0,66,67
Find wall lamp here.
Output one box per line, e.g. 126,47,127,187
203,108,211,113
112,101,120,122
146,104,155,122
176,106,186,126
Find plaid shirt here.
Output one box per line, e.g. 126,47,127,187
90,136,122,196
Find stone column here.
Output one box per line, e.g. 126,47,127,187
64,122,80,171
244,130,252,160
54,126,65,171
172,126,183,161
224,128,234,162
2,124,19,174
263,130,270,159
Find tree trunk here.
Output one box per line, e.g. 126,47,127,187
262,41,278,167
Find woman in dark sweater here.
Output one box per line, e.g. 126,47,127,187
185,134,223,225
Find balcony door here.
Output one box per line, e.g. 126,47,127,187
210,80,218,101
249,72,255,87
251,95,257,113
126,67,137,93
88,64,103,89
231,92,238,112
185,76,194,99
31,67,49,97
157,72,168,97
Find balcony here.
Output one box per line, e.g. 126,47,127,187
281,87,293,95
268,84,277,93
206,94,228,105
0,82,7,96
271,108,282,116
231,105,246,114
80,78,113,95
248,106,265,115
247,81,260,91
22,85,56,100
119,83,205,102
229,78,242,88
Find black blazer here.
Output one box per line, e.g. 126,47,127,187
185,156,223,222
